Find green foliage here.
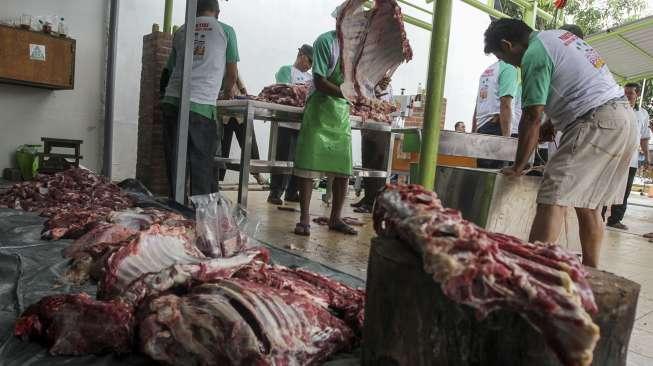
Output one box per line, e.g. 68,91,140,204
498,0,647,34
642,82,653,118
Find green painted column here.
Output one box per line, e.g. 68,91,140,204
163,0,174,33
417,0,453,189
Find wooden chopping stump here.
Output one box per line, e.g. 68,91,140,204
362,237,640,366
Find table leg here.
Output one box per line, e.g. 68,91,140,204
237,104,254,208
268,121,279,161
384,132,396,182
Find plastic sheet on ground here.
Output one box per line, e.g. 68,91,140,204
0,207,363,366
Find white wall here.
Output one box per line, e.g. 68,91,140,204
110,0,496,179
0,0,108,173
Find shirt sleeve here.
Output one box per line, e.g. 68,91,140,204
222,24,240,63
498,62,519,98
312,33,333,78
275,66,292,84
521,37,554,108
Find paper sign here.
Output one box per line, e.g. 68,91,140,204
29,44,46,61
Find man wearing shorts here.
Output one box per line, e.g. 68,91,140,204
483,19,638,267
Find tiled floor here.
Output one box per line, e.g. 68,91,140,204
224,189,653,365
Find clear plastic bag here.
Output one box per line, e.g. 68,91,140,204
190,193,259,258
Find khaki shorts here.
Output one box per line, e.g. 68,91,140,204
538,101,638,209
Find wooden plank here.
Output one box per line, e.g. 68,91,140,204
362,237,640,366
0,25,75,89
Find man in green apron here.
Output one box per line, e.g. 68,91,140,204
293,29,356,236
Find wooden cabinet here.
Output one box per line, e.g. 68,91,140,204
0,25,75,89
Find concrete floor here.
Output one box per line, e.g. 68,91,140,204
224,188,653,366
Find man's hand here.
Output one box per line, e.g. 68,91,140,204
501,165,525,177
239,87,248,96
539,119,555,142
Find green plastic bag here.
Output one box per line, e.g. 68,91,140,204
15,145,41,180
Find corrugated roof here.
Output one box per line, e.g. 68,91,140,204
587,15,653,82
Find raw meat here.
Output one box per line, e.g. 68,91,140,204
99,224,203,299
14,293,134,356
61,209,193,284
0,168,135,240
337,0,411,122
42,208,110,240
373,184,600,366
233,263,366,334
256,83,310,107
121,247,270,307
139,279,354,366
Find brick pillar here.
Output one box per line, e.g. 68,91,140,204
137,30,172,196
403,97,447,129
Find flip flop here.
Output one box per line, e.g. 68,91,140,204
643,232,653,239
294,223,311,236
329,221,358,235
353,205,372,214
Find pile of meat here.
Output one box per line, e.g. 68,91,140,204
12,189,364,364
257,83,310,107
338,0,412,123
0,168,135,240
373,184,600,366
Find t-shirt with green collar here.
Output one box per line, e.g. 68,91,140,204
520,30,622,131
161,21,239,120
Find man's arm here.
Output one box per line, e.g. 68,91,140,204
472,105,478,132
160,46,177,97
314,75,344,99
498,96,513,136
222,63,238,100
641,138,650,169
502,105,544,176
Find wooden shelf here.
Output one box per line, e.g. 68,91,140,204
0,25,75,90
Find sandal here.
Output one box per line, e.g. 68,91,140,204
329,220,358,235
353,205,372,214
294,223,311,236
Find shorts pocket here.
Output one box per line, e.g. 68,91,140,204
597,119,622,129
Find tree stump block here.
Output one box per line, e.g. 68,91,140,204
362,237,640,366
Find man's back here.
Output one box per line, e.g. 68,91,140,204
521,30,622,131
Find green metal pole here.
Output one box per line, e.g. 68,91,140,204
163,0,174,33
417,0,453,189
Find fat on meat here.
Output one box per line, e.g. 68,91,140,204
99,224,203,299
14,293,134,356
373,184,600,366
121,247,270,307
338,0,411,122
233,263,366,334
139,279,354,366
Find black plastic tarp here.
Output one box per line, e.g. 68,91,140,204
0,207,362,365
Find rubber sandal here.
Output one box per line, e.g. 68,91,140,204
294,223,311,236
329,221,358,235
353,205,372,214
643,232,653,239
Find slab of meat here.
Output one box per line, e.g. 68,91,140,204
121,248,270,307
139,279,354,366
350,99,397,123
0,168,135,239
233,263,366,334
42,208,111,240
256,83,310,107
338,0,411,121
373,184,600,366
14,293,134,356
99,224,203,299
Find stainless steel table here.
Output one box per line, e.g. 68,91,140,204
215,99,396,207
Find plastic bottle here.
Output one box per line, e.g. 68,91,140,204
57,17,66,37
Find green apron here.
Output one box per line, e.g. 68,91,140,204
294,62,352,176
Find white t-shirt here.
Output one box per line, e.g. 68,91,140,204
630,108,652,167
291,66,312,85
165,17,228,105
521,30,623,132
475,61,520,131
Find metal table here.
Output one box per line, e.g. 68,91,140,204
215,99,396,207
